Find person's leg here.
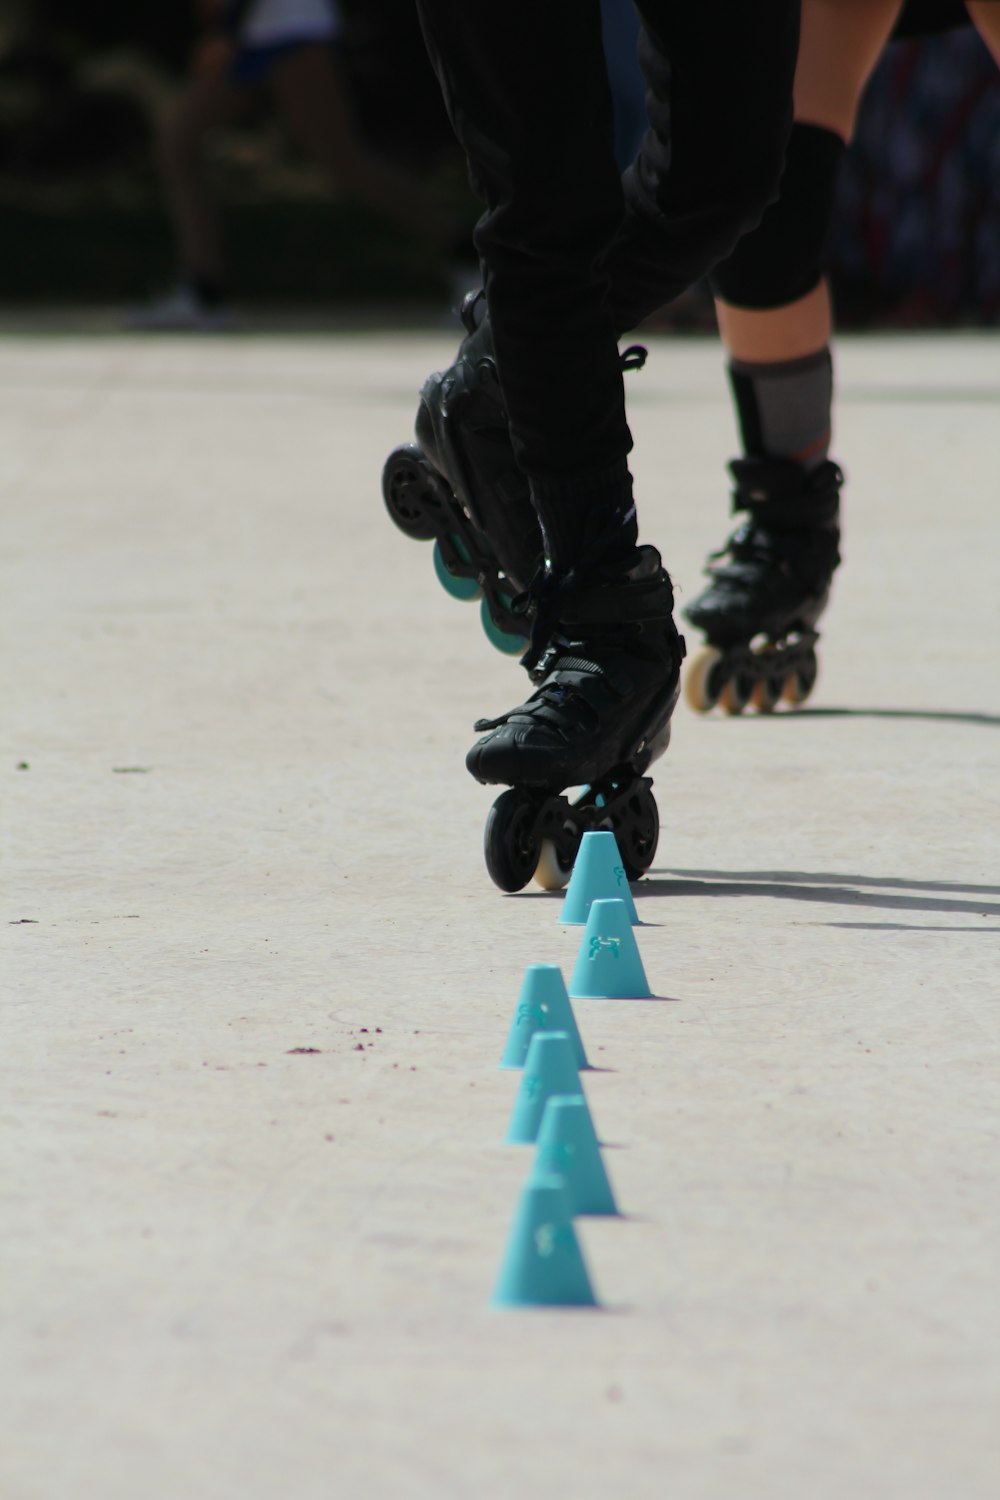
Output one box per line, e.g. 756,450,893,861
601,0,801,335
266,43,457,253
400,0,800,643
715,0,904,372
414,0,801,562
683,0,905,712
156,66,254,298
410,0,683,854
415,1,631,529
966,1,1000,63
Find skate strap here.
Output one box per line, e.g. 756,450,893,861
619,344,648,372
473,657,636,736
708,521,799,582
519,551,673,675
731,458,843,529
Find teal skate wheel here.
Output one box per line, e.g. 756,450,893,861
480,595,527,655
433,537,480,601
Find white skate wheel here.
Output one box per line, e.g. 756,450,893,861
684,646,725,712
751,672,783,713
533,838,573,892
782,648,819,705
720,670,753,715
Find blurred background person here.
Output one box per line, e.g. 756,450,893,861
0,2,997,330
128,0,471,328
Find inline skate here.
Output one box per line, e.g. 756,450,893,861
380,291,543,655
684,457,842,714
467,546,685,893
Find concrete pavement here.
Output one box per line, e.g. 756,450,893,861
3,323,998,1499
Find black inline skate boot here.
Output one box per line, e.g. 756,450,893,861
466,545,686,893
380,290,544,654
684,457,842,714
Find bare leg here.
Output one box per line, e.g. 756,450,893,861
717,0,905,362
966,1,1000,65
157,68,255,285
268,44,455,252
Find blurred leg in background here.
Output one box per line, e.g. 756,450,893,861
966,0,1000,62
267,44,459,258
135,53,252,329
130,0,469,330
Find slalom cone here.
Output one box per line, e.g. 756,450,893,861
534,1095,618,1216
491,1172,598,1308
569,898,652,999
559,829,639,927
500,964,589,1071
505,1031,583,1144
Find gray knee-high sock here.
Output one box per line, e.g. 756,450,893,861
728,348,833,470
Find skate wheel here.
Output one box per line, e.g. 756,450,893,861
433,537,481,601
615,783,659,881
483,789,542,893
533,838,574,892
381,445,438,540
480,594,527,655
782,648,818,706
751,672,784,713
719,669,754,716
684,646,726,713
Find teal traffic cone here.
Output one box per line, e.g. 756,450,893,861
505,1031,583,1144
569,898,652,999
534,1095,618,1216
491,1173,598,1308
559,829,639,927
500,964,589,1071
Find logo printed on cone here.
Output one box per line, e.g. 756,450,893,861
569,898,651,999
559,829,639,927
534,1095,618,1217
491,1173,598,1307
500,964,589,1070
505,1032,584,1144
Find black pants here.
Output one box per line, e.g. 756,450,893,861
415,1,800,504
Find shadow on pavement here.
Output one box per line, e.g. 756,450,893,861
638,868,1000,924
732,706,1000,728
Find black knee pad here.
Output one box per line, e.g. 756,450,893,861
711,122,846,309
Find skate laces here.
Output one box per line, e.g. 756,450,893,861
472,674,589,735
472,651,629,737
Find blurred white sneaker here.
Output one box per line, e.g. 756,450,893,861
125,285,233,332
